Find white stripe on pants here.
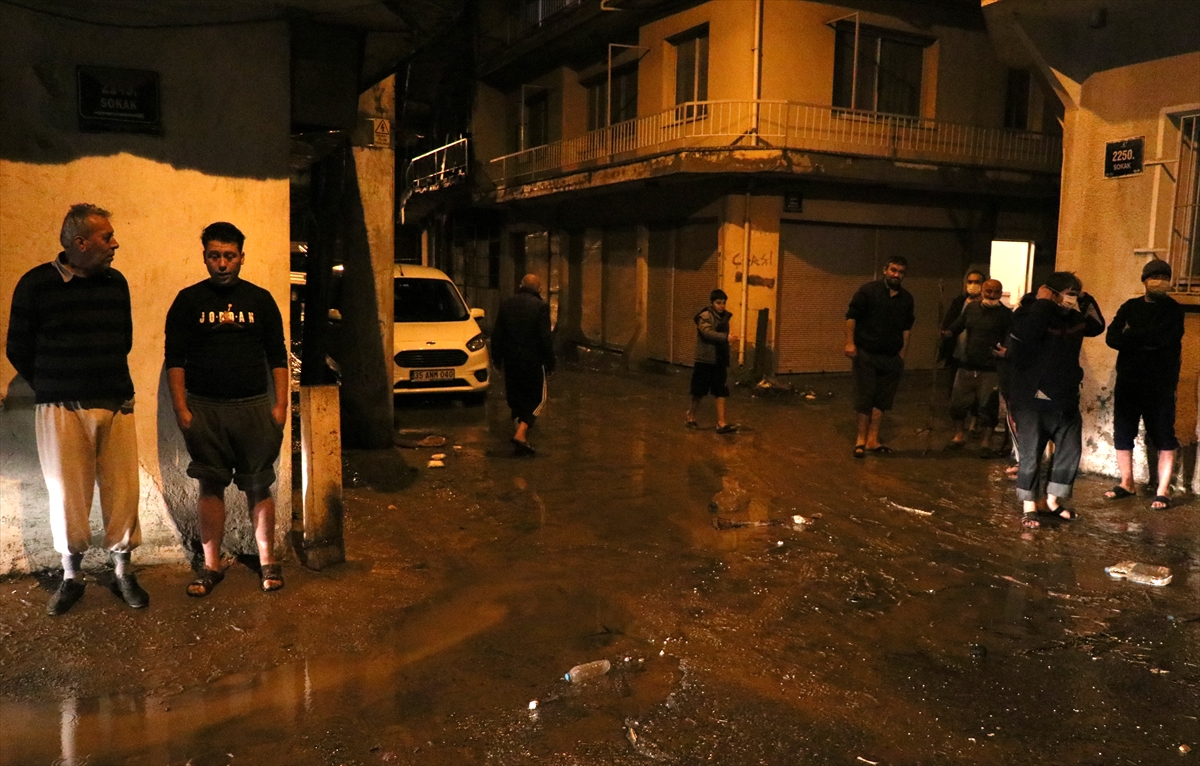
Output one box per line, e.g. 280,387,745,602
35,403,140,555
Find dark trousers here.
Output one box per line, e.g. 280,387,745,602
504,360,547,426
1012,405,1082,502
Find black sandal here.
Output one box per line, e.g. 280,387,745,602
187,568,224,598
1021,511,1041,529
260,563,284,592
1038,506,1076,521
853,444,866,459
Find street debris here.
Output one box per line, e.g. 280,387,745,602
1106,561,1172,586
397,434,447,449
882,497,933,516
709,478,750,514
565,659,611,683
427,460,445,469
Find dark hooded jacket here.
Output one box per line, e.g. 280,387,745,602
491,286,555,372
1006,292,1105,409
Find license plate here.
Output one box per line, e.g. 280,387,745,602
410,368,456,381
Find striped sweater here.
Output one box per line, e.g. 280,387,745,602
6,258,135,404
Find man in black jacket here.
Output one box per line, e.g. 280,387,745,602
1006,271,1105,528
491,273,555,455
1103,259,1185,510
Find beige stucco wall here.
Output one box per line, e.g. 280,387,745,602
0,6,291,574
1054,52,1200,484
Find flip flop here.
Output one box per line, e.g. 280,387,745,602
1151,495,1172,510
868,445,893,454
1104,486,1135,500
1021,511,1041,529
853,444,866,459
510,438,536,456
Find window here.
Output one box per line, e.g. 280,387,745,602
1169,113,1200,290
1004,69,1032,130
832,23,926,117
586,67,638,130
672,27,708,120
523,91,549,149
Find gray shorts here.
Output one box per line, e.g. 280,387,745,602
183,394,283,492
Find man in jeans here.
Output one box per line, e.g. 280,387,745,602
165,222,288,596
845,256,915,457
6,203,148,615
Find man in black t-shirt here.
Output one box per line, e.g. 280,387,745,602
165,222,288,596
845,256,915,457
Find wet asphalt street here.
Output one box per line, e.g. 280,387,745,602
1,354,1197,765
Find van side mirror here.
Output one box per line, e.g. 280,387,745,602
470,308,485,319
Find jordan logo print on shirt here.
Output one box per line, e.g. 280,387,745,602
198,304,255,325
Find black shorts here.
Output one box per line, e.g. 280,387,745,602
1113,379,1179,451
182,394,284,491
690,362,730,398
852,349,903,414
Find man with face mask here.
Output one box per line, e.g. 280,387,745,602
939,270,986,375
1006,271,1105,528
943,279,1012,453
1103,259,1184,510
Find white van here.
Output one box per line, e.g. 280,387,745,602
392,264,490,400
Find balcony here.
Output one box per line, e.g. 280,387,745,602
405,137,470,193
487,100,1063,189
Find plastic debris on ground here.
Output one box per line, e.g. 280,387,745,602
1105,561,1172,586
564,659,610,683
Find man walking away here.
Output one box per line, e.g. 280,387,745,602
686,289,737,433
1103,259,1184,510
1006,271,1105,528
6,203,148,615
491,273,555,456
943,279,1012,455
845,256,915,457
165,222,289,596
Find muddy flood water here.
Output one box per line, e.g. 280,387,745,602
1,356,1197,765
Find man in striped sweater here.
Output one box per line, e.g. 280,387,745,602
6,204,148,615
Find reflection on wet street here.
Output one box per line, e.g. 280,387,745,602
2,360,1197,765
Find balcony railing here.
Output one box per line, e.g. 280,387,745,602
488,100,1063,188
405,137,470,195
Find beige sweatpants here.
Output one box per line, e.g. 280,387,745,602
35,402,141,555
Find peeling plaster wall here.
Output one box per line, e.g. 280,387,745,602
0,6,291,574
1055,52,1200,486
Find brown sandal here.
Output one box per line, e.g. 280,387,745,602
187,568,224,598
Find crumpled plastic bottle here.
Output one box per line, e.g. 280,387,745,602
1106,561,1172,586
565,659,611,683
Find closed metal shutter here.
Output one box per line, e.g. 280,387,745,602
646,226,673,361
777,222,965,373
670,221,719,366
602,227,638,349
777,223,876,373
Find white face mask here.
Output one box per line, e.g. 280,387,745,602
1059,293,1079,311
1145,278,1170,295
965,283,982,296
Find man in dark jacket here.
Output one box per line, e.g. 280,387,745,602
943,279,1011,453
686,288,737,433
1006,271,1105,528
1103,259,1185,510
845,256,915,456
491,273,555,455
6,203,148,615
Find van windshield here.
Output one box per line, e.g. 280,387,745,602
394,278,469,322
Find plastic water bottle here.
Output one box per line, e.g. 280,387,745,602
565,659,611,683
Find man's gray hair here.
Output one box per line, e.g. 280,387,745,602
59,203,112,250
